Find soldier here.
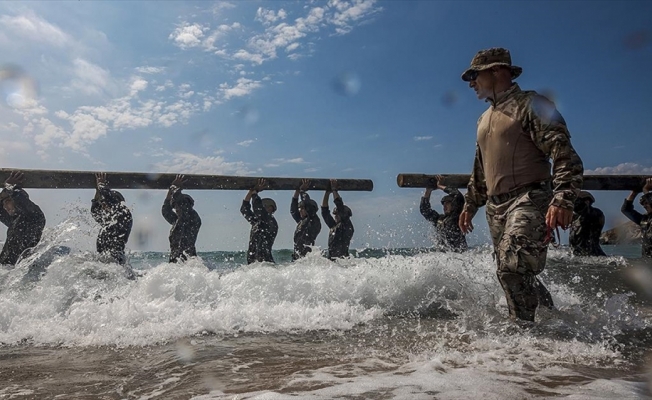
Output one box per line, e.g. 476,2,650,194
621,177,652,258
420,174,467,252
91,173,133,265
321,179,354,260
569,191,606,256
290,179,321,260
161,174,201,263
458,48,584,322
241,178,278,264
0,171,46,266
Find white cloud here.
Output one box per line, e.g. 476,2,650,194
273,157,305,164
169,22,207,49
237,139,255,147
129,78,149,96
585,163,652,175
71,58,111,96
152,151,252,175
327,0,381,35
255,8,288,26
304,168,318,173
0,139,31,154
413,136,433,141
219,77,262,100
135,66,166,74
0,11,72,47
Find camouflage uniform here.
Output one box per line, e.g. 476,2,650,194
621,193,652,258
569,192,606,257
462,48,584,321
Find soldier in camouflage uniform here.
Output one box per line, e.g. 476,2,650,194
621,177,652,258
458,48,584,321
420,174,467,251
569,191,606,256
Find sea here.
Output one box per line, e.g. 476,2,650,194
1,219,652,399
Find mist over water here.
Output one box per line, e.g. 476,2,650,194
0,218,651,399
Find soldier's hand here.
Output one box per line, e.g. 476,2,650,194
300,179,311,192
435,175,446,190
171,174,187,187
424,187,434,197
330,179,339,192
546,205,573,231
5,171,24,185
459,211,474,234
95,172,108,186
254,178,267,192
643,177,652,194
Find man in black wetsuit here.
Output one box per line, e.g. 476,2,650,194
420,175,467,251
241,178,278,264
0,171,46,266
321,179,354,260
569,191,606,256
290,179,321,260
622,177,652,258
91,172,133,265
161,174,201,263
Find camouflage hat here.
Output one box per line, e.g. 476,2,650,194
577,191,595,204
461,47,522,82
262,198,277,213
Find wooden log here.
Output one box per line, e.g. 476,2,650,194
0,168,373,191
396,173,648,191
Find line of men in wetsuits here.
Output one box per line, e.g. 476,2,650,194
418,175,652,259
240,178,354,263
0,171,356,268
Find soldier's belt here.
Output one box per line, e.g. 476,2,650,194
488,182,551,205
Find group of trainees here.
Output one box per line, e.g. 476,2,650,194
0,171,356,269
420,176,652,259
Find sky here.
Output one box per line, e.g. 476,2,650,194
0,0,651,252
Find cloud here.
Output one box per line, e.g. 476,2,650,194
585,163,652,175
219,77,262,100
135,66,166,74
413,136,433,141
151,150,252,175
0,139,31,154
237,139,255,147
71,58,112,96
0,10,72,47
304,167,318,173
328,0,382,35
273,157,306,164
169,22,207,49
255,8,288,26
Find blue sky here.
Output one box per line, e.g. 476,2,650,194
0,0,651,252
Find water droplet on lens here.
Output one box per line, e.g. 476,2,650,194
0,65,38,109
332,71,361,96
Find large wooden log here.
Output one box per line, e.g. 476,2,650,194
0,168,374,191
396,173,647,191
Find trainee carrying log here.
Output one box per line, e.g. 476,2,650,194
396,173,647,191
0,168,374,191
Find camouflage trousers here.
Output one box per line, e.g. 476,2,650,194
486,189,554,321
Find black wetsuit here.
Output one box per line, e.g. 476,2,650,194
420,188,467,252
241,194,278,264
0,186,46,266
162,187,201,263
569,204,606,256
622,199,652,258
91,186,133,265
321,197,354,259
290,193,321,260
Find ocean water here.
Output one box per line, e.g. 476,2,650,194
1,220,652,399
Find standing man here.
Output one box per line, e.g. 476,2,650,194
321,179,354,260
458,48,584,322
0,171,46,266
91,172,133,265
290,179,321,260
621,177,652,258
420,175,467,252
569,191,606,256
162,174,201,263
241,178,278,264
